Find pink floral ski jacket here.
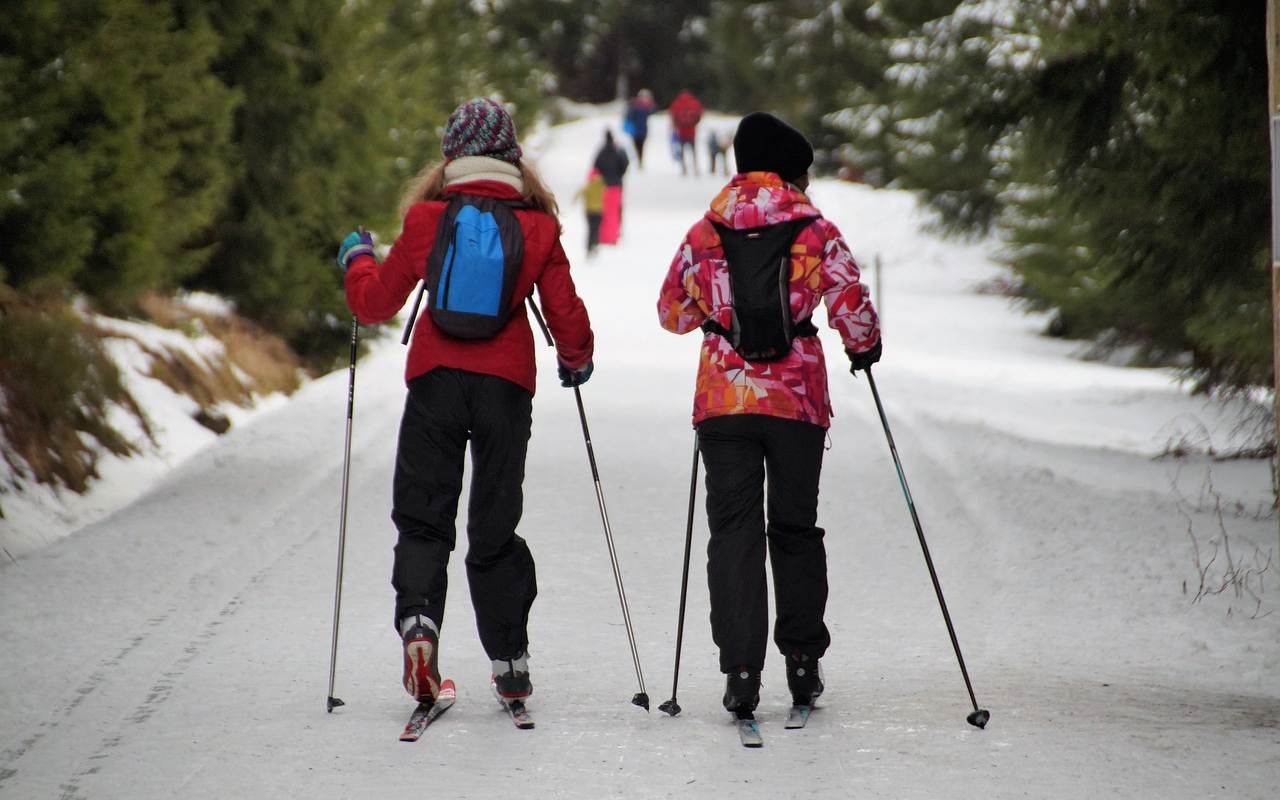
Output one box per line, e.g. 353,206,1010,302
657,172,880,428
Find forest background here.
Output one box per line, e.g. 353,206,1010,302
0,0,1270,502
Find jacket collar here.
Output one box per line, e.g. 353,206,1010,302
706,172,820,229
444,156,524,194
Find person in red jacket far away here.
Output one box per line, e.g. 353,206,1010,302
668,89,704,177
337,98,595,712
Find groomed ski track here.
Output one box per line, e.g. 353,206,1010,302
1,109,1277,799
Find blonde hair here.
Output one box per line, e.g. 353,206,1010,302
398,159,561,228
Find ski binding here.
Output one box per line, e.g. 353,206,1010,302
785,704,811,729
493,683,535,729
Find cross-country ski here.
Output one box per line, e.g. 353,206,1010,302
495,692,536,730
736,716,763,748
399,679,457,742
785,705,811,730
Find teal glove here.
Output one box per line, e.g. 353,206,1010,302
336,230,375,271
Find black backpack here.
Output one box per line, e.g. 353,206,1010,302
701,218,819,362
421,193,526,339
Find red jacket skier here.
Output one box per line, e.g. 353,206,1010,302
668,90,705,176
338,98,593,711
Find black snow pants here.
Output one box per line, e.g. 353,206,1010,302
586,211,602,252
696,414,830,673
391,368,536,661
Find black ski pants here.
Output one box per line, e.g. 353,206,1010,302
631,133,647,167
697,414,830,673
391,368,536,661
586,211,602,252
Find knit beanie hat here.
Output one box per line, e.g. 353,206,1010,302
441,98,523,164
732,112,813,183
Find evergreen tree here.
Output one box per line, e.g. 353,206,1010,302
826,0,962,183
704,1,911,173
498,0,714,105
355,0,549,192
884,0,1270,391
0,0,235,306
186,0,549,368
190,0,394,366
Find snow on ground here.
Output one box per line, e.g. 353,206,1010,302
1,109,1277,799
0,294,292,563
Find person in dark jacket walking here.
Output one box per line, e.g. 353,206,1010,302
338,97,595,711
656,112,881,719
592,130,630,245
623,89,656,168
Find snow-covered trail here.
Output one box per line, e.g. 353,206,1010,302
2,110,1278,799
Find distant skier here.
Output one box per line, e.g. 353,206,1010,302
592,130,630,245
668,89,704,176
707,130,731,177
622,89,656,168
337,98,595,715
656,112,881,719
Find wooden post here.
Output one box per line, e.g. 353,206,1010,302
1268,0,1280,538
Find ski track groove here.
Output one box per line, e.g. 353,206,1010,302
2,437,358,797
56,526,327,795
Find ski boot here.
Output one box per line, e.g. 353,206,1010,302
722,666,761,719
785,653,824,707
401,614,441,704
492,652,532,701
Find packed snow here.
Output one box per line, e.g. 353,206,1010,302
1,109,1277,799
0,293,292,563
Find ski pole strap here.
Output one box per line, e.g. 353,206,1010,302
699,316,818,338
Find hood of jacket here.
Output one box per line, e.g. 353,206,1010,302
705,172,821,230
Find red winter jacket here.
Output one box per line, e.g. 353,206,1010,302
668,91,704,143
344,180,593,395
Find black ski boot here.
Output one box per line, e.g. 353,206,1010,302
785,653,824,707
722,666,761,719
492,652,532,701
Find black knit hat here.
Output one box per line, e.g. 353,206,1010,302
732,112,813,182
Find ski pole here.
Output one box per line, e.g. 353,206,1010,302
864,367,990,729
401,283,425,345
527,298,650,711
658,434,699,717
327,314,360,713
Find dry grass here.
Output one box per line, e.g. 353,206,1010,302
1,290,304,501
135,292,303,403
0,290,149,495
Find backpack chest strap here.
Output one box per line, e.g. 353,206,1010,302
701,317,818,338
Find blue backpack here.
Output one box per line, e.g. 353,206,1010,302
422,193,525,339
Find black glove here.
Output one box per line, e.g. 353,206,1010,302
847,339,882,374
558,359,593,388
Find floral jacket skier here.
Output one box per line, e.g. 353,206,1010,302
657,172,880,428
